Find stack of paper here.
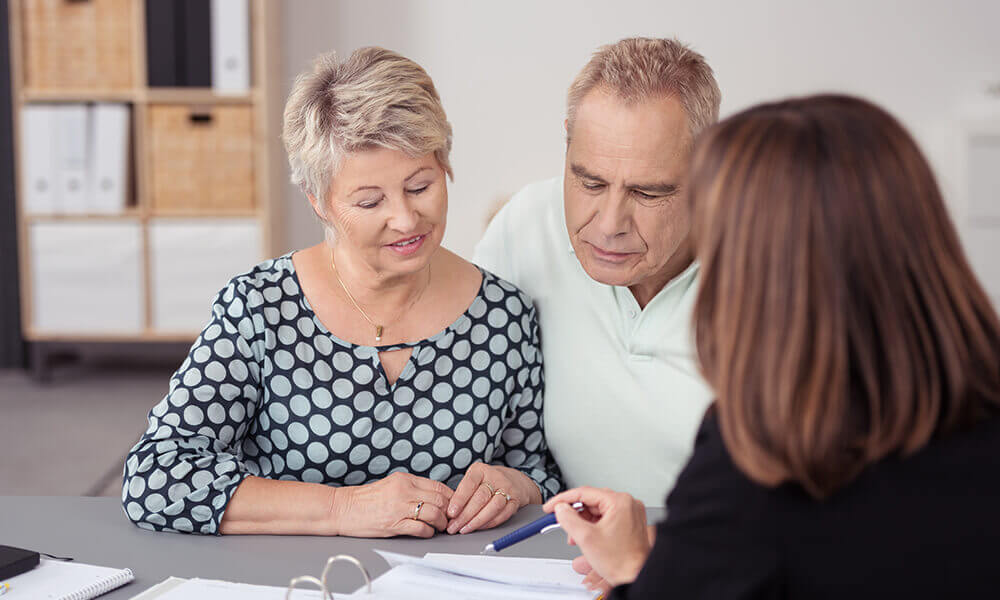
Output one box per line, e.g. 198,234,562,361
362,551,597,599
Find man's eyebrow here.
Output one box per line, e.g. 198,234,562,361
570,163,607,183
628,181,679,195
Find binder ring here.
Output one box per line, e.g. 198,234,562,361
285,554,373,599
285,575,330,600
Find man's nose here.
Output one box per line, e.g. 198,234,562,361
594,191,632,238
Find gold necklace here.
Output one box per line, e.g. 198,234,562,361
330,249,430,343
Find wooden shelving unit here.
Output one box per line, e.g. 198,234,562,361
8,0,284,361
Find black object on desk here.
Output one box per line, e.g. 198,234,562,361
0,545,39,580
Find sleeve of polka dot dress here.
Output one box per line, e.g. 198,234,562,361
492,304,564,501
122,280,261,535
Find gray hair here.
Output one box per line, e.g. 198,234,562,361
566,37,721,143
282,47,453,221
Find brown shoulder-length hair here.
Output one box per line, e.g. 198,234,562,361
689,94,1000,499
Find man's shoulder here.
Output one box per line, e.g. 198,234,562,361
509,175,563,208
496,176,564,236
474,176,568,289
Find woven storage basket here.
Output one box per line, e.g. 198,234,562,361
22,0,133,91
148,104,255,212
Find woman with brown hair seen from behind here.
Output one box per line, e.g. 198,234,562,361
541,94,1000,598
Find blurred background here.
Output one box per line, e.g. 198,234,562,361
1,0,999,497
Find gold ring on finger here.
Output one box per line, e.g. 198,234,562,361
413,500,425,521
482,482,495,495
493,489,511,503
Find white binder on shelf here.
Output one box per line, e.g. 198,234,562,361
89,103,131,214
20,104,57,214
53,104,91,214
211,0,251,94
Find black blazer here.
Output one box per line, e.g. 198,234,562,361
611,412,1000,599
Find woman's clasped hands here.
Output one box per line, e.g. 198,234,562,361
330,462,541,538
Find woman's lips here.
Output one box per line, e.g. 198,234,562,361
386,234,428,256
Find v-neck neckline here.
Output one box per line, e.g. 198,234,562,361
283,252,487,393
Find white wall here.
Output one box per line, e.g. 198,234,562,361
278,0,1000,259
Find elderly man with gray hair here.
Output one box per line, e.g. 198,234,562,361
475,37,721,507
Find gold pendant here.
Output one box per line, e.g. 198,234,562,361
375,325,383,342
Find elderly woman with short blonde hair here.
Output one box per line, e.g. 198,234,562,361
122,47,562,538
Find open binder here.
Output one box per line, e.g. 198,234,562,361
136,551,594,599
285,554,372,599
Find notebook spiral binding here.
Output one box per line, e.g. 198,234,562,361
285,555,373,599
66,567,135,600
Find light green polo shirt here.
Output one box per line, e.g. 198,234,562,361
473,177,713,506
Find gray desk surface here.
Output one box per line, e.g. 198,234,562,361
2,497,666,598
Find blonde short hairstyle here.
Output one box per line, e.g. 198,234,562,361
566,37,721,142
282,47,453,205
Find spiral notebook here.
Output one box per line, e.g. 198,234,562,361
6,558,134,599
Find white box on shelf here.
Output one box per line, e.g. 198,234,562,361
29,221,144,334
149,219,262,333
211,0,251,94
89,103,131,214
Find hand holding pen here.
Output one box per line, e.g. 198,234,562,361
541,487,652,592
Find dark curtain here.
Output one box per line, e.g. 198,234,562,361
0,0,25,368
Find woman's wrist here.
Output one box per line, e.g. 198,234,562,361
324,485,351,536
508,467,543,505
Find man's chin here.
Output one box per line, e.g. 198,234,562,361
578,259,637,288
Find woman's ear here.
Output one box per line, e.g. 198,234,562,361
306,192,328,224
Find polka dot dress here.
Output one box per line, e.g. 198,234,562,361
122,253,563,534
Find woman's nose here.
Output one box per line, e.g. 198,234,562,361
387,195,419,232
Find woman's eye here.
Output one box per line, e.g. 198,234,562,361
407,185,430,195
358,197,382,209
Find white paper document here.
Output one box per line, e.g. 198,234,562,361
377,550,588,590
343,563,596,599
364,551,594,599
150,578,324,600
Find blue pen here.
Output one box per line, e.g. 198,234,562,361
483,502,585,553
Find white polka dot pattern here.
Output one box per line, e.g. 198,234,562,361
122,254,563,534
